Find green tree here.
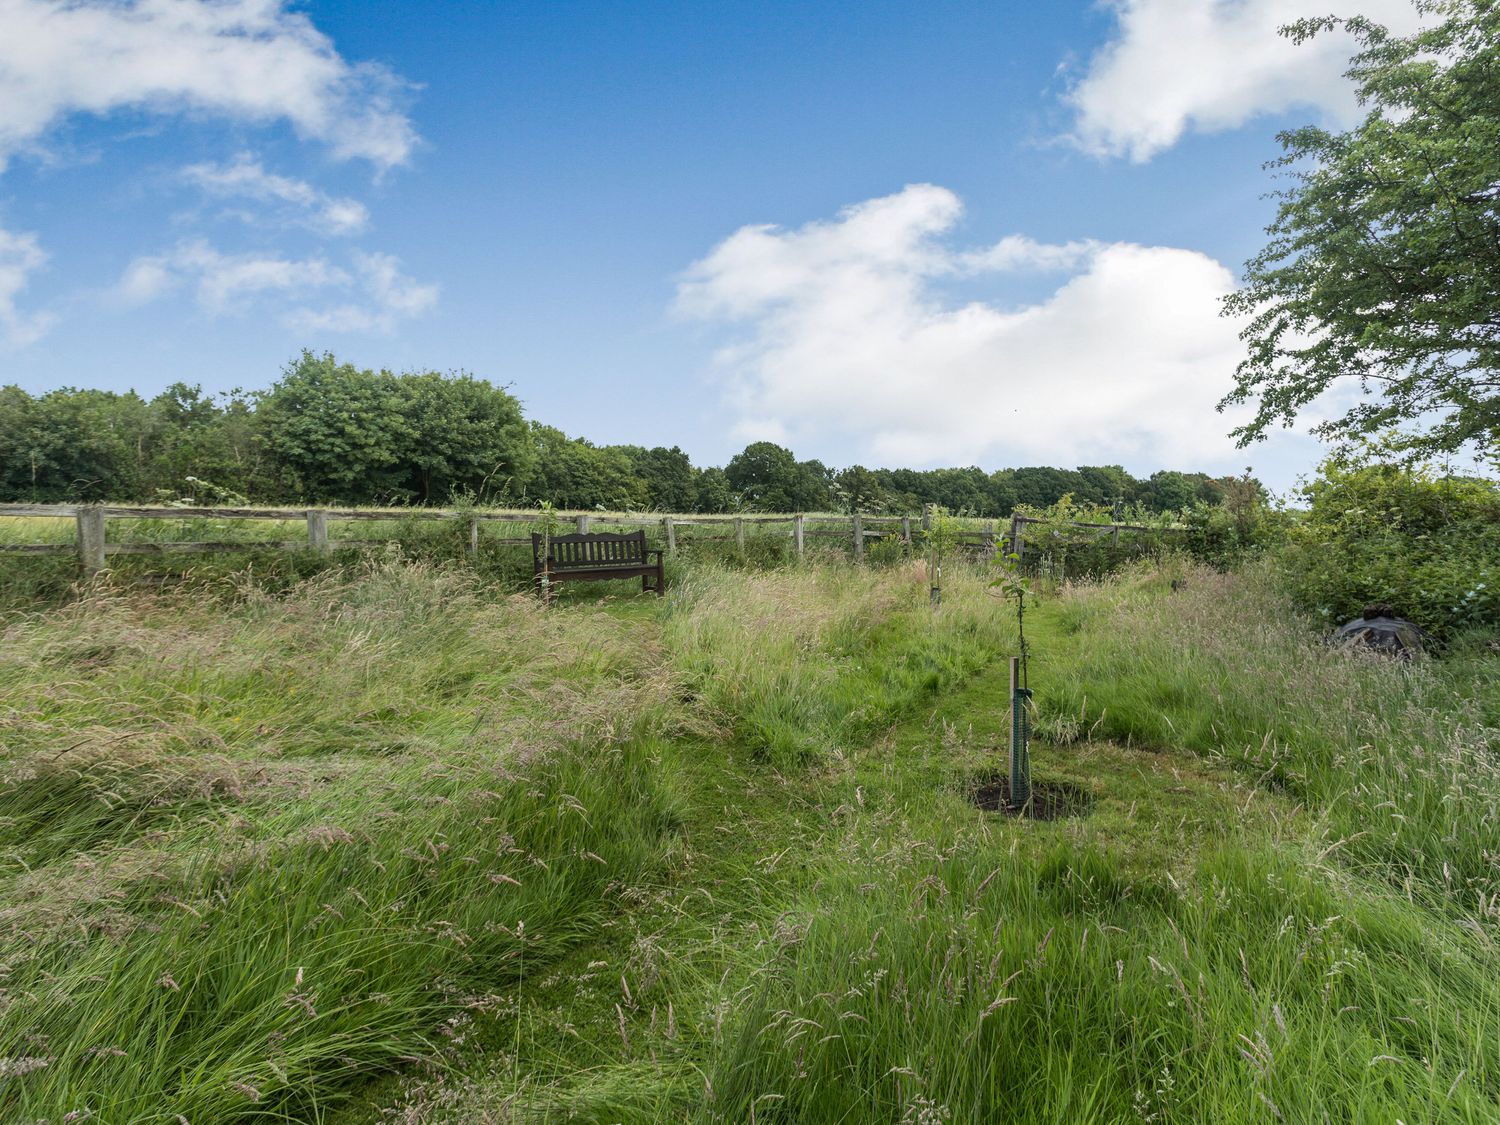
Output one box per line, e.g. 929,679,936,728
873,467,924,513
257,353,531,504
623,445,697,511
926,467,992,514
1223,2,1500,458
521,425,650,510
1284,461,1498,633
1140,470,1199,513
0,386,150,501
396,371,532,502
694,466,734,513
987,469,1019,517
1075,465,1138,507
1011,466,1084,509
725,442,831,511
140,384,268,500
832,464,887,512
258,353,412,503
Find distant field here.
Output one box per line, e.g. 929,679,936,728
2,555,1495,1122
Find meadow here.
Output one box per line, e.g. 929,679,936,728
1,547,1497,1123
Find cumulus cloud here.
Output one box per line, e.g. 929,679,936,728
118,240,436,333
118,239,348,311
0,0,417,170
183,153,369,235
678,184,1256,468
0,224,55,345
1066,0,1425,161
286,251,438,333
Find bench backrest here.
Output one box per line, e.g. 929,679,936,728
533,530,649,570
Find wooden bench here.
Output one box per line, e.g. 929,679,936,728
531,530,664,596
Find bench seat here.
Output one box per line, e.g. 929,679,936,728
532,530,664,596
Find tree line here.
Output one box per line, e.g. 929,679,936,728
0,351,1250,515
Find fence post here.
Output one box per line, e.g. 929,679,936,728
306,510,330,553
77,504,106,577
852,512,865,562
663,516,676,554
1009,514,1024,560
576,514,590,534
734,516,745,554
921,504,933,533
793,514,804,558
901,515,912,554
468,517,480,557
985,520,997,560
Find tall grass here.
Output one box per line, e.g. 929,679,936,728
662,561,1012,767
399,559,1500,1124
698,841,1500,1123
1036,562,1500,919
0,555,1012,1120
677,563,1500,1124
0,563,687,1120
7,554,1500,1122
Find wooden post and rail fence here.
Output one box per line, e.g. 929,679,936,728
0,502,1175,578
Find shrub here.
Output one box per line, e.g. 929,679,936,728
1178,473,1287,568
1013,496,1174,581
1282,463,1499,636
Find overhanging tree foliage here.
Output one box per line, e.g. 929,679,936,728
1223,0,1500,458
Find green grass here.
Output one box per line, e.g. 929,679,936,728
1,554,1498,1122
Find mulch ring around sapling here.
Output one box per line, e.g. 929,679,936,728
969,773,1093,821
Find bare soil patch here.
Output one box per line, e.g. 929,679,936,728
969,773,1092,821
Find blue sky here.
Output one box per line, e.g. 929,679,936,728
0,0,1427,493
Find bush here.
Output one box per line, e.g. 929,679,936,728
1012,496,1175,581
1178,481,1286,569
1283,463,1499,637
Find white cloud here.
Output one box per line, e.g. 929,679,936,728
118,239,348,312
354,251,438,318
183,153,369,235
0,0,417,170
0,224,55,345
287,251,438,333
117,239,435,333
678,184,1259,469
1067,0,1426,161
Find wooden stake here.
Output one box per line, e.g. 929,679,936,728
306,510,330,553
77,504,106,577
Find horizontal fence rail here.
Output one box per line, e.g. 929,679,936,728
0,503,1177,577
